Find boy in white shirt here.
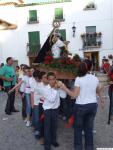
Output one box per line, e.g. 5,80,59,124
31,70,42,138
31,71,47,140
43,72,65,150
9,67,31,127
38,72,49,145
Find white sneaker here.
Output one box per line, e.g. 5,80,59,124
26,121,31,127
93,130,96,134
62,116,66,121
24,118,27,123
82,131,84,136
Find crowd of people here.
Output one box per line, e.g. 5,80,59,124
0,56,113,150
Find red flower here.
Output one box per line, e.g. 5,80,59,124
45,56,53,60
44,60,50,65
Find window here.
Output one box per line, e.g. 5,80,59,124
86,26,96,33
55,8,64,21
86,26,96,46
59,29,66,41
29,10,37,22
28,31,40,52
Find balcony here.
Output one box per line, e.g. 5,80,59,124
27,17,39,24
27,44,41,57
53,17,65,22
81,32,102,49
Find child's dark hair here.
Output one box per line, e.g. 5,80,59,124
16,66,20,69
47,72,56,78
25,66,31,70
38,71,46,80
33,70,40,78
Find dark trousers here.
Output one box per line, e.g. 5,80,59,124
20,92,26,119
108,88,113,116
74,103,97,150
5,86,16,113
60,98,67,117
33,105,40,131
44,109,58,150
39,103,44,138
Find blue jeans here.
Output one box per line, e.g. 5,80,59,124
74,103,97,150
32,105,40,131
25,93,31,115
44,109,58,150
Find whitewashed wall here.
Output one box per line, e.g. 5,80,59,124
0,0,113,66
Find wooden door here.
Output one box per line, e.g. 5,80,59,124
84,52,92,60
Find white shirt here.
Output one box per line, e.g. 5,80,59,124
18,74,25,93
39,82,50,104
22,75,30,94
51,39,65,58
43,86,60,110
59,89,67,99
31,81,42,105
74,74,99,105
29,77,36,90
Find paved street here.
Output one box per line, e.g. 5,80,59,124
0,89,113,150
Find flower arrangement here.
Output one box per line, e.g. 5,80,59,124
38,51,80,77
81,32,102,38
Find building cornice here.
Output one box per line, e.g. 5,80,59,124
16,0,72,7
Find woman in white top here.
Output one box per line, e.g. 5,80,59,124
61,61,104,150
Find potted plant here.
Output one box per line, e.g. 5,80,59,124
94,32,97,37
98,41,101,47
97,32,102,37
81,34,85,38
86,33,89,37
91,3,95,8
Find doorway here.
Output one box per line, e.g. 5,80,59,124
84,51,99,71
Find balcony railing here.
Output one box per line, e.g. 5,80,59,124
81,32,102,49
27,17,39,24
27,44,41,57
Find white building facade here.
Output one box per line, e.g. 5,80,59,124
0,0,113,69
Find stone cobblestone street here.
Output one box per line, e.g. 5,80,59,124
0,89,113,150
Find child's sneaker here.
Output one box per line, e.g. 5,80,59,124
39,138,44,145
52,142,59,147
26,121,31,127
62,116,66,121
24,118,27,123
34,131,40,139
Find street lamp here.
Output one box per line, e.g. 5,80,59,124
72,22,76,37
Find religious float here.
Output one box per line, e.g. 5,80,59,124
33,21,80,79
